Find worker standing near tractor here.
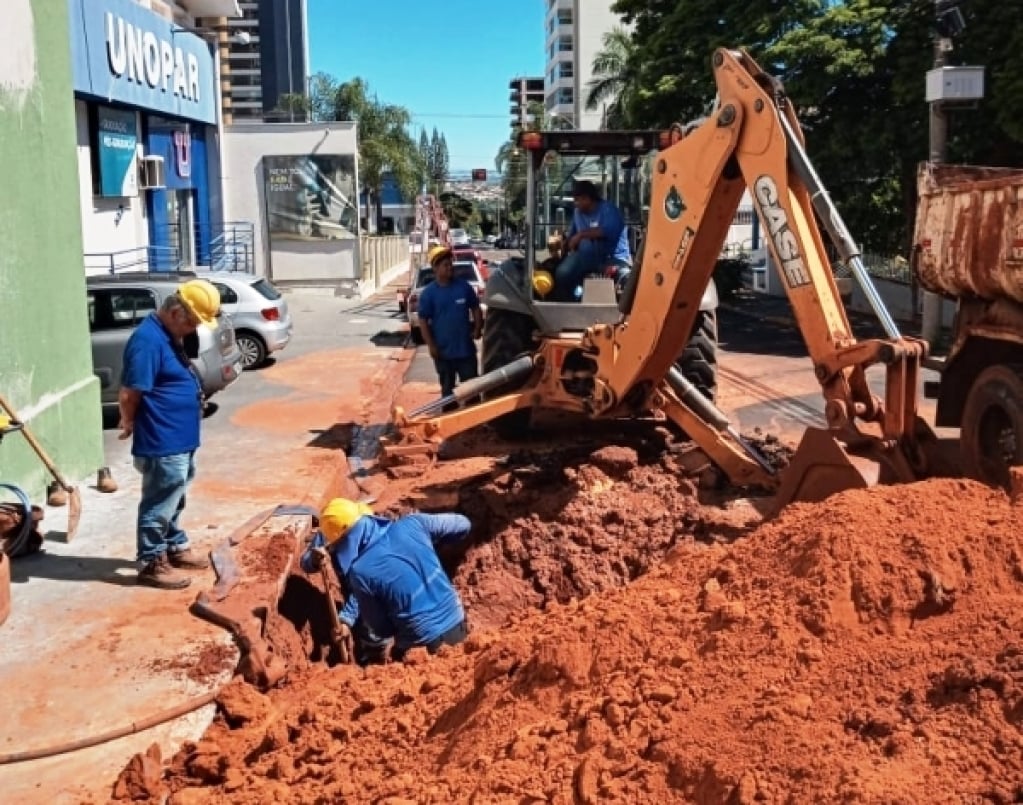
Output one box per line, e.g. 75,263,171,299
300,498,472,662
119,280,221,590
552,180,632,301
417,245,483,398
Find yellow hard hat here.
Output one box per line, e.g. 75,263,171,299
427,245,453,266
533,270,554,297
319,498,373,546
176,279,220,327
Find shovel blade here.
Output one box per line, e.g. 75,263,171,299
774,428,871,509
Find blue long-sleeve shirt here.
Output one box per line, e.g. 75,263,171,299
300,513,470,650
567,199,631,264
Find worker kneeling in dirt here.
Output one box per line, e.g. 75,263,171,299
300,498,471,662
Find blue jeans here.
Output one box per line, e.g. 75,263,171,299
434,355,479,398
134,452,196,564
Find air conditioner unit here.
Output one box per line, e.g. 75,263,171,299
139,156,166,190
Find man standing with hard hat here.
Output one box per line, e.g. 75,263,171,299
417,245,483,398
119,279,221,589
301,498,472,662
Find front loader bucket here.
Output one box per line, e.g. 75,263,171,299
773,427,871,509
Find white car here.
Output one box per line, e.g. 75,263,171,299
449,228,471,246
197,271,293,369
407,260,487,345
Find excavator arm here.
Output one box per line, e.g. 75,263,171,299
384,48,939,506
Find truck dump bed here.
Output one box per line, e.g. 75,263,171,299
914,163,1023,303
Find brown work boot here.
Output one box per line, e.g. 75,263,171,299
167,548,211,570
138,555,191,590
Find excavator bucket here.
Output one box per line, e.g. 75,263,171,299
773,427,872,508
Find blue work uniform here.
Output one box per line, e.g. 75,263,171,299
121,313,203,457
300,513,471,654
417,279,480,361
555,200,632,301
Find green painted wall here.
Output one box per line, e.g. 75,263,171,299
0,0,102,500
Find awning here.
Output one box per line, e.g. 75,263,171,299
180,0,242,17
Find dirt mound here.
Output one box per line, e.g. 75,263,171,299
448,443,759,630
155,477,1023,803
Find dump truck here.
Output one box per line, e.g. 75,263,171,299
915,163,1023,490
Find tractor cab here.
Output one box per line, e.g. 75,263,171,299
486,129,714,337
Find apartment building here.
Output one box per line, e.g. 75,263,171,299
221,0,309,122
509,76,546,131
543,0,618,130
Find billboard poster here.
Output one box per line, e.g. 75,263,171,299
262,155,359,242
96,106,138,197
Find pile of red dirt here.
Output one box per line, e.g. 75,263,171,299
154,476,1023,803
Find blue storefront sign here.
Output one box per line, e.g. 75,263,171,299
96,106,138,197
68,0,217,124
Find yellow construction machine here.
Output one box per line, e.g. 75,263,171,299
383,48,946,506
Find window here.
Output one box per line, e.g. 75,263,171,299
88,288,157,331
558,61,574,79
558,36,573,53
556,88,574,106
213,282,239,305
252,278,282,300
557,10,573,26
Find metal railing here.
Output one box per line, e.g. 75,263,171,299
84,245,182,275
84,222,256,275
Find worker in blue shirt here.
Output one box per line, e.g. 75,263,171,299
417,245,483,398
552,180,632,301
300,498,471,663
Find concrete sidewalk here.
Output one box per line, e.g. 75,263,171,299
0,285,414,804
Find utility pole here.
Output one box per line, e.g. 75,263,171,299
921,0,949,346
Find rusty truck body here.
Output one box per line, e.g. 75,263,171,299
915,162,1023,488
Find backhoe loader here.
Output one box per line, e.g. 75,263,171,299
383,48,945,506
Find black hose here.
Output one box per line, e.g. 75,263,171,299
0,484,32,558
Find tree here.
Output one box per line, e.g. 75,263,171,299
585,26,638,128
428,129,449,193
273,92,311,122
333,78,424,232
418,129,431,190
612,0,1023,253
306,72,339,122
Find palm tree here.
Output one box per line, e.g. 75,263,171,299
333,78,424,231
585,26,636,129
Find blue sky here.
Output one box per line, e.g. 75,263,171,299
307,1,546,174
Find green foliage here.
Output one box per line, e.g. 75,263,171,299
585,25,639,128
439,191,474,228
612,0,1023,252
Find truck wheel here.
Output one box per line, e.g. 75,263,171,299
960,364,1023,490
676,310,718,402
481,308,536,439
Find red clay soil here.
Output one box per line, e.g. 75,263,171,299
141,469,1023,805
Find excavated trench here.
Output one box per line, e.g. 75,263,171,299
267,430,784,667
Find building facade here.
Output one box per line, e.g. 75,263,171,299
543,0,618,130
222,0,308,122
1,0,104,497
69,0,239,273
509,76,544,131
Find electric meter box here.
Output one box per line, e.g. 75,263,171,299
926,66,985,103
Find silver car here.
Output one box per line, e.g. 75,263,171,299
87,273,244,410
197,271,293,369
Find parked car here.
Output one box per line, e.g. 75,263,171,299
449,228,470,246
196,271,292,369
406,260,487,345
452,246,489,279
87,273,244,411
485,234,498,245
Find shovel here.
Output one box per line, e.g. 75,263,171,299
0,393,81,541
316,549,353,664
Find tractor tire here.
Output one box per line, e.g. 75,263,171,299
960,364,1023,491
676,309,718,402
481,308,537,440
